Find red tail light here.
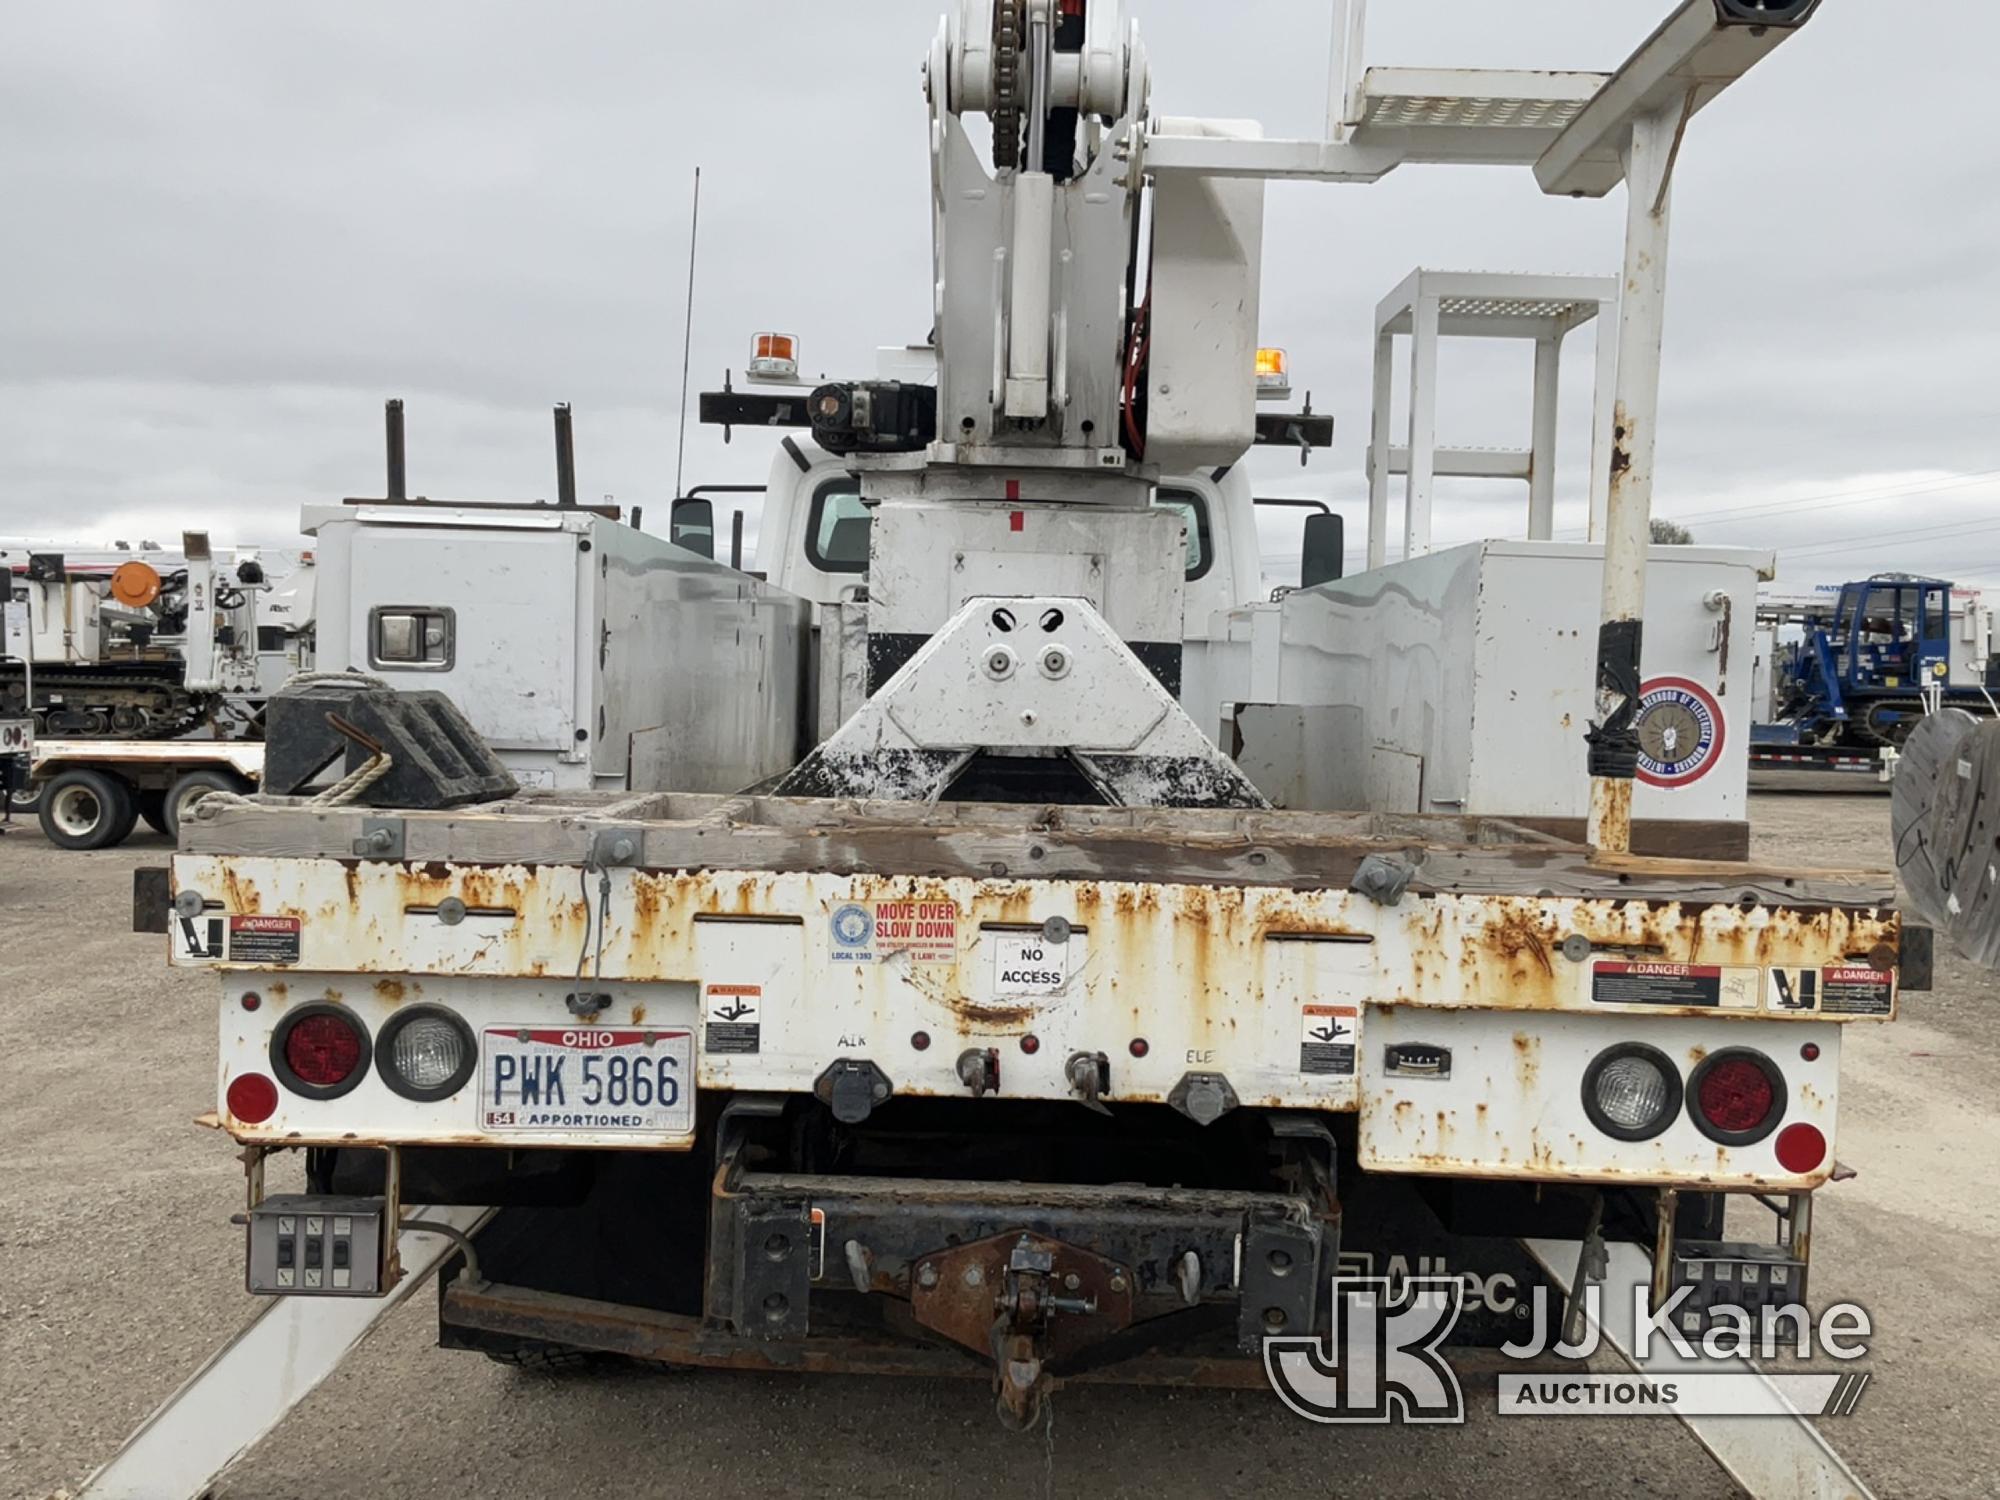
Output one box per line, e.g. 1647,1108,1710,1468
226,1073,279,1124
1698,1059,1773,1131
271,1005,372,1098
1689,1049,1785,1145
285,1014,363,1085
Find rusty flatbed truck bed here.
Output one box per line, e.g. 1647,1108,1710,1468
156,789,1911,1425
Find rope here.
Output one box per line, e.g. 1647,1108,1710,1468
309,748,393,806
282,669,390,692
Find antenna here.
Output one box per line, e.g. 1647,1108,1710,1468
673,165,702,501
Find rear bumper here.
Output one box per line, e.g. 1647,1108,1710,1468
702,1101,1339,1367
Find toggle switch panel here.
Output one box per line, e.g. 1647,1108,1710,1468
246,1195,386,1297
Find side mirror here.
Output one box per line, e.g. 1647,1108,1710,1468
1300,512,1344,590
669,497,716,559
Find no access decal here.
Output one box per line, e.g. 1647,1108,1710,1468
993,932,1070,997
1592,961,1758,1010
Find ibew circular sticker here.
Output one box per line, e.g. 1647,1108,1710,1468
831,903,874,950
1633,676,1724,787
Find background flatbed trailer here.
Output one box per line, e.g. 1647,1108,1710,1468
1747,737,1890,778
27,738,263,850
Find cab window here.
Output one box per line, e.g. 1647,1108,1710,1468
806,479,870,573
1152,488,1213,581
1861,584,1913,645
1923,587,1948,643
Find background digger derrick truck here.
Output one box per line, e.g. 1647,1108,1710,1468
113,2,1920,1494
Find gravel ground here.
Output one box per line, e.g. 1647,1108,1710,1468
2,793,1995,1500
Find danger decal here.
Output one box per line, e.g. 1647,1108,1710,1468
1819,966,1894,1016
1766,965,1895,1016
1592,961,1758,1010
227,915,302,965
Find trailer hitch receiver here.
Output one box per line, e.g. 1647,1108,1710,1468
911,1230,1134,1430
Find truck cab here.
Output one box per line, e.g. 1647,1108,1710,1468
1828,574,1953,691
745,432,1269,638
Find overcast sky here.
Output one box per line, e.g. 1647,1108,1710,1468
4,1,1996,594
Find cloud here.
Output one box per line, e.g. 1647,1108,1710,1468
3,0,1995,594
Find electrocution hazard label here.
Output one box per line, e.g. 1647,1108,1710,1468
703,983,762,1055
1591,961,1757,1010
227,915,301,965
1819,965,1894,1017
1300,1005,1357,1075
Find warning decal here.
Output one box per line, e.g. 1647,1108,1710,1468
175,913,225,961
703,983,762,1055
227,915,302,965
1819,965,1894,1017
1767,967,1821,1013
1592,961,1758,1010
1300,1005,1358,1076
829,900,958,964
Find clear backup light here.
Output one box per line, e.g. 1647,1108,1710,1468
394,1014,465,1090
1597,1055,1671,1129
376,1005,477,1102
1581,1043,1682,1141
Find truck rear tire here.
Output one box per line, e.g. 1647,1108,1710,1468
38,769,139,850
7,780,42,819
481,1342,609,1374
163,768,251,839
137,789,169,835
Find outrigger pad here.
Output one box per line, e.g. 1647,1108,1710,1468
264,680,517,809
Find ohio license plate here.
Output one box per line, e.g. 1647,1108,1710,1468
479,1026,693,1135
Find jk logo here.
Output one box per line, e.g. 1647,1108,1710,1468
1264,1276,1466,1424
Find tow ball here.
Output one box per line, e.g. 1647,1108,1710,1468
909,1230,1135,1429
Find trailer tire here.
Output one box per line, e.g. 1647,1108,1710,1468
481,1342,609,1375
38,769,139,850
7,780,42,819
137,789,169,835
162,768,251,840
